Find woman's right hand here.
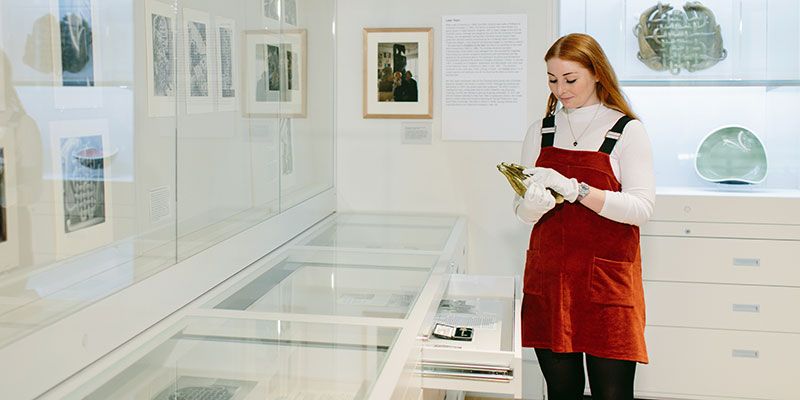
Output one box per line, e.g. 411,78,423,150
515,181,557,224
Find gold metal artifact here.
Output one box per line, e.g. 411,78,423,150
496,162,564,204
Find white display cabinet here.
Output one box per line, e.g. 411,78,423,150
560,1,800,399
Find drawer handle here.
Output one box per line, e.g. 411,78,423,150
733,258,760,267
732,304,760,313
732,349,759,359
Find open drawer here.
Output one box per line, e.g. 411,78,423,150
418,275,522,398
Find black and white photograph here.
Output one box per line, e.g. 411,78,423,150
57,0,95,87
0,147,6,243
244,29,307,117
152,13,175,97
183,9,213,114
215,17,237,112
218,25,234,98
376,42,419,103
60,135,106,234
262,0,279,21
279,118,294,175
146,0,177,116
283,0,297,26
363,28,432,118
188,21,209,97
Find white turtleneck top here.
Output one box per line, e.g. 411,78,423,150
517,103,655,226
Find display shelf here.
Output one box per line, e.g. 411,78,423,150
65,316,399,400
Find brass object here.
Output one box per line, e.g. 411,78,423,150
633,1,727,75
496,162,564,204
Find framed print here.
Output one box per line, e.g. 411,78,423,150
183,8,213,114
263,0,279,22
49,119,113,258
48,0,104,108
243,29,307,117
145,0,177,117
0,129,19,273
283,0,298,26
363,27,432,119
214,16,238,112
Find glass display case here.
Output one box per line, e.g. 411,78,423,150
559,0,800,196
297,213,460,252
0,0,335,352
205,249,441,319
65,317,399,400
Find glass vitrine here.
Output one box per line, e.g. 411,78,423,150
66,317,399,400
298,213,460,252
206,249,441,319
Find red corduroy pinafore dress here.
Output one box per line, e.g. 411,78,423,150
521,115,648,363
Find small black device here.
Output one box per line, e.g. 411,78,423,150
431,322,474,341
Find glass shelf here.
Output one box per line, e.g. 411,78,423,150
206,250,441,319
69,317,399,400
299,213,459,252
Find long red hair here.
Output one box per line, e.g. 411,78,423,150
544,33,636,119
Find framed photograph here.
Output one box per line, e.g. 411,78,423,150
145,0,177,117
243,29,307,118
50,119,113,258
363,27,432,119
48,0,104,108
282,0,298,26
183,8,213,114
263,0,279,22
214,16,238,112
0,129,19,273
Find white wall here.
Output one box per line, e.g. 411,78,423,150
336,0,555,277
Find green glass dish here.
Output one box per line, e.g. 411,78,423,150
695,125,767,185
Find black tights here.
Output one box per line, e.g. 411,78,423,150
534,348,636,400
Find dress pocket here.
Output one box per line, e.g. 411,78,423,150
590,256,635,307
523,249,542,296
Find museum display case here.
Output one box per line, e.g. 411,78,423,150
560,2,800,399
64,316,401,400
0,0,336,398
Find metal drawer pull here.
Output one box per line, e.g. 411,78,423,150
732,349,759,358
733,258,760,267
732,304,760,313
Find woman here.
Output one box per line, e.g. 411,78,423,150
514,33,655,399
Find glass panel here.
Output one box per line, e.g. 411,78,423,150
0,0,178,347
70,317,399,400
208,250,439,319
302,213,459,251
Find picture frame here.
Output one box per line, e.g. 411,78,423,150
214,16,238,112
0,128,20,273
363,27,433,119
243,29,307,118
183,8,213,114
145,0,177,117
262,0,297,27
48,0,104,109
49,119,113,258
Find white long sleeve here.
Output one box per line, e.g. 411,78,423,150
518,104,655,226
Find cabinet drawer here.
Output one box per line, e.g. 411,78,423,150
636,326,798,400
419,275,522,398
645,281,800,333
641,236,800,286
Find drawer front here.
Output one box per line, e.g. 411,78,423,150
645,282,800,333
641,236,800,286
636,326,799,400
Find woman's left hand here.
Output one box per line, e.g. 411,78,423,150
523,167,579,202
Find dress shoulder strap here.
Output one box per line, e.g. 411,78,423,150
599,116,633,154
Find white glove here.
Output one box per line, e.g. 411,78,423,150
515,181,556,224
523,167,579,202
